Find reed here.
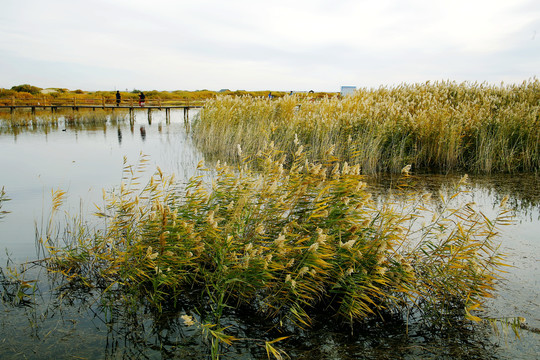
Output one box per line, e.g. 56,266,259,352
34,142,511,358
192,79,540,173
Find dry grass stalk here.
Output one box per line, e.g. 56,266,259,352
193,80,540,173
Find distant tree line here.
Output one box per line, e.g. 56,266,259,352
0,84,336,100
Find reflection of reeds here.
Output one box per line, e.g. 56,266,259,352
0,264,36,307
0,187,9,221
193,80,540,173
34,143,511,358
368,172,540,219
0,108,128,135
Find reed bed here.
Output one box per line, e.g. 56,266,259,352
33,143,511,358
193,79,540,174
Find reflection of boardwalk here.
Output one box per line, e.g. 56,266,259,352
0,98,205,123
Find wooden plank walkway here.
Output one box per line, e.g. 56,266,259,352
0,98,205,122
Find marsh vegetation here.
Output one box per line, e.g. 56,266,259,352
0,83,538,359
32,142,515,357
194,80,540,174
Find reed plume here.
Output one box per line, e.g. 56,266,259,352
193,80,540,173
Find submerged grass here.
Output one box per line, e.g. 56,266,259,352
32,142,513,358
193,79,540,174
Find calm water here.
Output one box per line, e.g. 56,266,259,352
0,110,538,359
0,110,204,263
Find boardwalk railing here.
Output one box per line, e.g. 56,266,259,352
0,97,205,108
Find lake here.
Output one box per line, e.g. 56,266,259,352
0,109,538,359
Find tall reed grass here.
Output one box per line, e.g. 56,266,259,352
193,79,540,173
35,143,511,358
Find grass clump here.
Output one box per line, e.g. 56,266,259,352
36,144,511,358
193,79,540,173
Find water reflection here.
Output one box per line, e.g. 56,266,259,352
0,108,204,264
0,271,507,360
362,172,539,219
140,126,146,141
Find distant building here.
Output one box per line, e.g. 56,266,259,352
340,86,357,96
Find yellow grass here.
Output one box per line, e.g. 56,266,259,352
31,144,512,358
193,79,540,173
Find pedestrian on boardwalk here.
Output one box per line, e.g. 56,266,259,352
116,91,121,107
139,92,145,107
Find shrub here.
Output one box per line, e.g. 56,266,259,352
11,84,42,95
14,92,34,99
0,89,17,98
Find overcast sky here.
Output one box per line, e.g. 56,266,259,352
0,0,539,92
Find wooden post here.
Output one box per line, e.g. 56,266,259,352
165,108,170,123
129,108,134,123
148,108,152,124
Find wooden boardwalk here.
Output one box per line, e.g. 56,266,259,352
0,98,205,122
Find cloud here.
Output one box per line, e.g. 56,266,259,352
0,0,538,90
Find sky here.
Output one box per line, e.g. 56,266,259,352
0,0,539,92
